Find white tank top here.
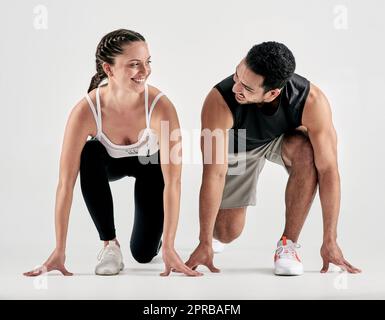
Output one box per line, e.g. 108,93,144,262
85,84,164,158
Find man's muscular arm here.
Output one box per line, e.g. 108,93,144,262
302,84,361,274
185,88,233,273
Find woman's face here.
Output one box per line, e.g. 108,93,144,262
105,41,152,93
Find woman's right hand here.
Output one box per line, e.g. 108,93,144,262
23,249,73,277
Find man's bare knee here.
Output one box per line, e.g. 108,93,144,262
282,132,315,168
214,207,246,243
214,229,242,244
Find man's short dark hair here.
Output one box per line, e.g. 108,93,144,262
245,41,296,92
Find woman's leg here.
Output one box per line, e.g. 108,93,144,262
79,140,126,241
130,160,164,263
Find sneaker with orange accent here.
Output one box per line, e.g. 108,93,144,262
274,236,303,276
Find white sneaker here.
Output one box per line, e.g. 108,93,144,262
95,241,124,276
212,239,226,254
274,236,304,276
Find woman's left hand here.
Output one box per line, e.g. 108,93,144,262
160,247,203,277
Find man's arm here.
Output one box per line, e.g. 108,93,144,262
185,88,233,272
303,84,339,241
199,88,233,245
302,83,361,273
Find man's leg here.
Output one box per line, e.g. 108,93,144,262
213,144,266,244
213,207,247,243
280,131,318,242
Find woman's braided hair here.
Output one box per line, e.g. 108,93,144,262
88,29,145,93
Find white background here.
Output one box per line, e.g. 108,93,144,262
1,0,384,299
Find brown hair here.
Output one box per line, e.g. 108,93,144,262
88,29,145,93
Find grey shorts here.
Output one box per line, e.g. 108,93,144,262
219,134,289,209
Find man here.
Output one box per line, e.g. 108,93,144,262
186,41,361,276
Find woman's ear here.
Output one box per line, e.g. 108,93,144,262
102,62,113,77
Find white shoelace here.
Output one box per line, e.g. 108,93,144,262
276,242,301,260
97,245,118,261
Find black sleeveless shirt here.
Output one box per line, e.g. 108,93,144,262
214,73,310,152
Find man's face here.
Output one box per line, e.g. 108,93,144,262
232,59,280,104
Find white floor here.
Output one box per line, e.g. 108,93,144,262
2,244,383,300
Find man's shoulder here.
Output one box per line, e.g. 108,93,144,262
305,83,327,107
202,87,234,129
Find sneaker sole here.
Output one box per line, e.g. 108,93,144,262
274,267,304,276
95,262,124,276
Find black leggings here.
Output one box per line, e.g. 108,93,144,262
79,139,164,263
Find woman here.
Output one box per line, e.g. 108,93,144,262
24,29,201,277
